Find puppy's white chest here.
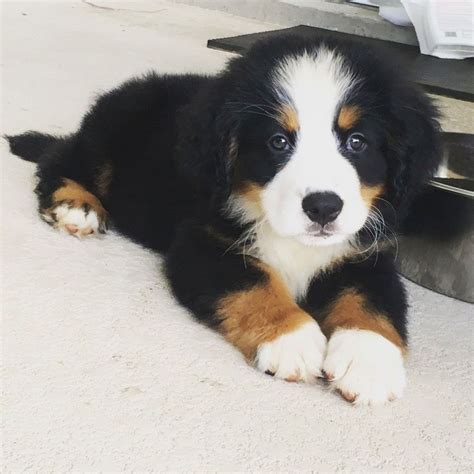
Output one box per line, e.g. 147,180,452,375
253,224,350,300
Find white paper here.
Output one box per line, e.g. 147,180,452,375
401,0,474,59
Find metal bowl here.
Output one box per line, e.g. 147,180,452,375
397,133,474,303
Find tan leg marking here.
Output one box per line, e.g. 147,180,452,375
338,105,361,130
52,179,107,220
321,289,405,350
217,264,313,361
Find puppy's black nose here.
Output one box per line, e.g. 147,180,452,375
302,192,343,226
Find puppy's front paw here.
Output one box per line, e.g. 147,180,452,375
256,320,327,383
323,329,406,405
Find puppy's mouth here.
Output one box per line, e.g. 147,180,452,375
308,229,333,237
296,223,349,246
307,222,337,237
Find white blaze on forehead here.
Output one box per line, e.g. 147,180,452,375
272,48,356,132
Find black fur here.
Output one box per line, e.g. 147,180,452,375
5,131,59,163
8,35,442,362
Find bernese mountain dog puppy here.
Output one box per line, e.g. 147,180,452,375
8,35,441,405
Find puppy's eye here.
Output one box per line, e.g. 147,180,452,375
268,134,290,152
346,133,367,153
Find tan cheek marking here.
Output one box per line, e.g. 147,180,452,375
338,105,361,130
233,181,265,219
321,289,405,351
95,161,114,198
240,182,262,206
52,178,107,221
217,264,313,361
361,184,384,208
278,105,299,132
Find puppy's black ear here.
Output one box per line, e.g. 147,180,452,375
176,81,237,205
386,87,442,218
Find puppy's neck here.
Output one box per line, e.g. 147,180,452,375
250,222,352,301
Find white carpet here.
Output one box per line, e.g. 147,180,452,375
2,1,473,471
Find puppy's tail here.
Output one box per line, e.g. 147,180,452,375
5,131,60,163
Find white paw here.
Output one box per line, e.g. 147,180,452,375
256,321,327,383
42,203,106,238
323,329,406,405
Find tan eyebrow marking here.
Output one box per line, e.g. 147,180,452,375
278,104,299,132
338,105,361,130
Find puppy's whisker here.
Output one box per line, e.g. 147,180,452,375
352,211,385,263
371,205,399,253
240,218,267,268
374,196,397,217
357,205,399,264
222,224,256,256
222,218,267,268
229,102,281,122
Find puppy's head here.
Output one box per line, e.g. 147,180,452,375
181,36,441,247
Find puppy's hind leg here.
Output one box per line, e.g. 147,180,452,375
39,177,108,238
9,132,110,238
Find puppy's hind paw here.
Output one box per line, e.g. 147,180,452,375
42,202,107,238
